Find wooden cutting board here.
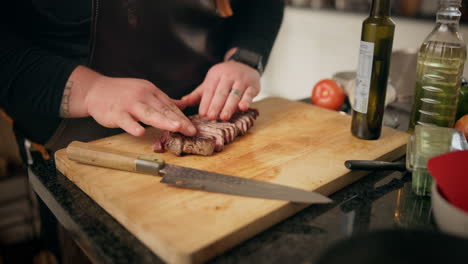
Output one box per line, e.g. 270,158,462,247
55,97,409,264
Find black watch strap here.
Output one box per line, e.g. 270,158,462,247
228,48,264,75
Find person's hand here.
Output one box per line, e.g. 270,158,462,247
83,75,196,137
63,66,195,137
181,60,260,121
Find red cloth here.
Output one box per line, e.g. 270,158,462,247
428,150,468,212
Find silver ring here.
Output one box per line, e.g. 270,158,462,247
230,88,242,97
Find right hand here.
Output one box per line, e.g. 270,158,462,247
65,66,197,137
85,76,197,137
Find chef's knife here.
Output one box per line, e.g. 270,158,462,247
66,141,332,204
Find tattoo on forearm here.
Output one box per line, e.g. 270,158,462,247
59,80,73,117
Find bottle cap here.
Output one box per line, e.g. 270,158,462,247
440,0,462,7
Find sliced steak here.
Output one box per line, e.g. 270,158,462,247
152,108,258,156
204,121,239,144
154,131,216,156
230,108,258,135
196,124,225,151
181,135,216,156
164,132,184,156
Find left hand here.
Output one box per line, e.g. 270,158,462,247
180,60,261,121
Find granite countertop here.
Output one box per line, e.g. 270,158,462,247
28,100,440,264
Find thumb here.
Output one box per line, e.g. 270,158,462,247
182,85,204,107
172,99,187,110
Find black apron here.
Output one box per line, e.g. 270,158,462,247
45,0,235,151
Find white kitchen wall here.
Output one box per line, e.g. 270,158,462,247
258,7,468,101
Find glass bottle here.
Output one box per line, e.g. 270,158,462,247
351,0,395,140
455,77,468,121
408,0,467,132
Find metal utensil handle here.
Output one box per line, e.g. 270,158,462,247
345,160,407,171
66,141,164,174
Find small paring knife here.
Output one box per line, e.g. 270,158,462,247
66,141,333,204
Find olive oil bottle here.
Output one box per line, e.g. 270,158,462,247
409,0,467,131
351,0,395,140
407,0,466,197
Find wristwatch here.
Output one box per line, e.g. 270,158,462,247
228,48,264,75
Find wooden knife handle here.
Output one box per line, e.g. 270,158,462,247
67,141,142,173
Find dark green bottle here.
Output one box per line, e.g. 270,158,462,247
351,0,395,140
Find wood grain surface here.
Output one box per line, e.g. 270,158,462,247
55,97,409,264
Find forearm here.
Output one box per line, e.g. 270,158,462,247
0,26,83,143
0,33,79,118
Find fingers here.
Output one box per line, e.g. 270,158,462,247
198,76,221,117
151,90,197,136
150,94,196,134
131,102,196,136
195,61,261,120
207,78,234,120
118,112,145,137
238,86,257,111
220,82,243,121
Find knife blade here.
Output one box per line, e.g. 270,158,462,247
66,141,332,204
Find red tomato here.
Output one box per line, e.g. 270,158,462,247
311,79,345,111
455,114,468,140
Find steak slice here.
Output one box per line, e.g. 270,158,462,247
195,124,225,151
230,109,259,135
181,135,216,156
154,131,216,156
152,108,259,156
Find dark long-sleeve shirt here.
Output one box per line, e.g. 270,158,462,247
0,0,284,144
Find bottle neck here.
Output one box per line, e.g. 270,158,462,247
436,5,461,24
370,0,391,17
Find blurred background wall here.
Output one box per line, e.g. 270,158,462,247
258,0,468,100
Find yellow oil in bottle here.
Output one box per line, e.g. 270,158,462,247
409,41,466,131
408,0,467,197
